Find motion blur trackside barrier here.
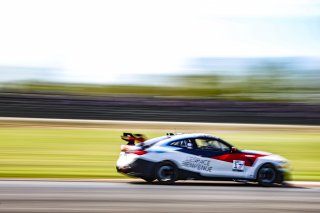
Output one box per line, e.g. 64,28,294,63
0,93,319,125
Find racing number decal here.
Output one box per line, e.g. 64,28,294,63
233,160,245,172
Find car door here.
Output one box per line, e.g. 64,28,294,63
169,139,215,175
193,137,246,178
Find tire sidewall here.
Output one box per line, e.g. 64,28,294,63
155,162,178,184
257,163,278,187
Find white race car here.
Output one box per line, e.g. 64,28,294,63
116,133,290,186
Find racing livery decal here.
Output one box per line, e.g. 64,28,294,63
232,160,245,172
211,153,268,167
182,156,213,172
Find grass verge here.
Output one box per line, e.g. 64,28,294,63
0,126,319,181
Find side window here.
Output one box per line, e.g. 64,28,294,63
195,138,230,152
194,138,208,149
169,139,194,149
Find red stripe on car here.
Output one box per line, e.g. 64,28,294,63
211,153,267,167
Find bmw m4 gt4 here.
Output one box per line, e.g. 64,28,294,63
116,133,290,186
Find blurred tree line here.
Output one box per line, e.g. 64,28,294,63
1,61,319,103
176,61,320,103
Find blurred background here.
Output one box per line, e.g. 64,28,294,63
0,0,320,124
0,0,319,181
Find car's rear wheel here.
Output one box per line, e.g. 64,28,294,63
257,164,278,186
155,162,178,184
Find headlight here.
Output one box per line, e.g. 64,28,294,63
276,160,290,169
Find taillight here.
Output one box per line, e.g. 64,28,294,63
121,145,147,155
125,150,147,155
131,150,147,155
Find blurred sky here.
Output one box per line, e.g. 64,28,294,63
0,0,320,83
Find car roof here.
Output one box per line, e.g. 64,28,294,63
169,133,216,140
154,133,219,146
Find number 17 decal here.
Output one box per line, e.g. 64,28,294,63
233,160,245,172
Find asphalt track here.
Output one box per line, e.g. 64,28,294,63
0,180,319,213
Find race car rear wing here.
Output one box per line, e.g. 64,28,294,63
121,132,147,145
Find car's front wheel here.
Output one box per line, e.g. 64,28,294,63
257,163,279,186
155,162,178,184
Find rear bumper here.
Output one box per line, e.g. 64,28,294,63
116,158,156,179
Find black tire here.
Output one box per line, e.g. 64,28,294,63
257,164,278,187
155,162,178,184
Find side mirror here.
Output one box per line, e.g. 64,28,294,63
231,147,238,153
